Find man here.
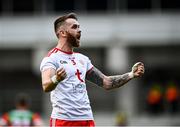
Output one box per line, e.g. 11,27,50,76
0,93,43,126
40,13,145,127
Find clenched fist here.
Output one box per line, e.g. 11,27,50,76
131,62,145,78
56,68,67,82
51,68,67,84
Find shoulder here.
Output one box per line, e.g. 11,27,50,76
9,110,16,114
41,48,61,62
42,47,64,61
74,52,90,61
47,48,59,57
40,54,57,70
41,56,55,65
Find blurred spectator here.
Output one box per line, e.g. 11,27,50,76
0,93,43,126
147,84,163,114
165,82,179,114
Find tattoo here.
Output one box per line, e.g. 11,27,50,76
109,73,131,88
86,67,104,87
86,67,132,90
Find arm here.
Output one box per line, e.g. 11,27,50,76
41,68,67,92
86,62,145,90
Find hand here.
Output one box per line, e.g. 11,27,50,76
131,62,145,78
56,68,67,82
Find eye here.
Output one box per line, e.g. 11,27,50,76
72,24,77,29
72,24,80,29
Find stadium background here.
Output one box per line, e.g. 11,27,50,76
0,0,180,125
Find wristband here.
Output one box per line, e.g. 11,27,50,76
128,72,134,79
51,75,59,85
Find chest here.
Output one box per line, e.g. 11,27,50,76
56,56,87,80
9,111,32,126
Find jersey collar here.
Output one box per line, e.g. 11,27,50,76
55,48,74,55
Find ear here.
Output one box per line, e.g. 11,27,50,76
60,30,67,37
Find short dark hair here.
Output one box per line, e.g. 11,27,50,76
15,93,30,107
54,13,78,38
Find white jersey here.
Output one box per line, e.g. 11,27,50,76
40,48,94,120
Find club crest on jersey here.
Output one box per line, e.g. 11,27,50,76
60,60,68,64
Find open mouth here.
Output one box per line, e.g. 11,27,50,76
77,35,81,40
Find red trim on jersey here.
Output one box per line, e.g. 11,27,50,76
50,118,95,127
55,48,73,54
47,47,74,57
86,67,94,75
47,48,59,57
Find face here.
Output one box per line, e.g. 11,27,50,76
65,18,81,47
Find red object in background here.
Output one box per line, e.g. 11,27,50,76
147,89,162,105
166,86,178,102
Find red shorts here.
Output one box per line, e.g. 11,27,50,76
50,118,95,127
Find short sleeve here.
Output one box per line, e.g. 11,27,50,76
86,57,94,73
40,57,57,72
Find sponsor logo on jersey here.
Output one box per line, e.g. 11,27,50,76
60,60,68,64
72,83,86,93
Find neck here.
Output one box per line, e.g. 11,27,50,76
16,105,27,110
56,39,73,53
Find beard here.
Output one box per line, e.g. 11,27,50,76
66,31,80,47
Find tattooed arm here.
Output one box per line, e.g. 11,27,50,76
86,67,133,90
86,62,145,90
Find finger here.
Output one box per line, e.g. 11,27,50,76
139,67,144,72
141,66,145,73
57,68,65,74
57,72,67,81
61,71,67,76
61,73,67,80
140,70,144,74
135,66,143,71
138,71,144,75
137,65,144,69
138,68,144,73
58,70,67,80
136,68,144,73
57,70,65,76
62,73,67,78
138,63,144,68
57,67,64,72
138,66,144,71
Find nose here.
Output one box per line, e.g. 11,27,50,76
78,29,81,34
